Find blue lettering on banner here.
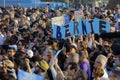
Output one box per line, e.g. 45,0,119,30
53,25,62,39
81,20,88,35
64,14,70,24
64,25,71,38
56,26,62,38
89,20,94,33
69,21,74,36
83,20,92,35
74,21,80,35
52,18,110,39
92,18,100,34
99,19,110,33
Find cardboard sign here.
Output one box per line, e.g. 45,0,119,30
52,18,110,39
52,16,65,26
64,14,70,24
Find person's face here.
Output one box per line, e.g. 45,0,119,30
79,56,84,62
8,49,16,57
17,42,24,50
114,57,120,66
46,53,53,62
7,31,12,37
94,58,102,68
70,48,76,53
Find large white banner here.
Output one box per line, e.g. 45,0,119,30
18,69,44,80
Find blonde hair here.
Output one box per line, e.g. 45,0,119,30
93,67,104,78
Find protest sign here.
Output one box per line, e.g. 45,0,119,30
64,14,70,24
52,18,110,39
52,16,65,26
52,22,74,39
75,10,83,21
18,69,44,80
52,25,65,39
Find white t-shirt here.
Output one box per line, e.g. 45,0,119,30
93,69,109,80
87,40,93,49
100,69,109,80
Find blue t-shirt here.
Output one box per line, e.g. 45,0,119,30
79,61,91,80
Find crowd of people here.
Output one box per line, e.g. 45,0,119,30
0,2,120,80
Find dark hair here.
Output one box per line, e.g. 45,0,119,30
17,40,27,47
47,40,53,46
111,39,120,55
69,62,79,72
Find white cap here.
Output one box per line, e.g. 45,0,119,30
25,49,33,58
9,45,17,51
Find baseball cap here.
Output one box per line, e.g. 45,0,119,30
8,45,17,51
25,49,33,58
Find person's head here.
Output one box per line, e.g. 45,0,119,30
24,49,33,58
7,47,16,58
52,41,58,51
56,10,62,17
46,49,54,63
9,35,18,44
94,54,107,68
92,67,104,78
45,40,53,48
7,30,14,37
17,40,27,50
35,60,49,75
67,62,80,72
73,69,88,80
111,39,120,67
111,39,120,56
70,43,78,53
80,41,87,50
79,51,88,62
67,53,79,64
